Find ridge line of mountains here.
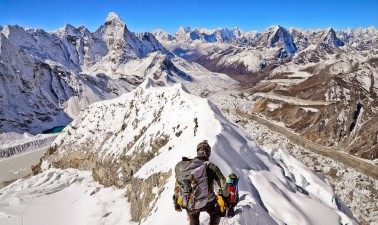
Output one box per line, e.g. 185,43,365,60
0,12,376,225
0,12,377,161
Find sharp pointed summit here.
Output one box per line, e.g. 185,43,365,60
177,26,191,34
105,12,123,23
320,27,344,48
265,25,297,56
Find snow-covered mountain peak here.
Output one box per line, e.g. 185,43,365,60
151,29,174,41
345,26,377,33
105,12,123,23
273,25,283,32
1,25,24,38
101,12,128,38
231,27,248,37
53,24,84,37
268,25,287,36
365,25,377,33
151,29,169,35
177,26,191,34
263,25,282,33
264,25,297,56
320,27,344,48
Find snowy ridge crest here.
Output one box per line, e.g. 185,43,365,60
35,79,358,225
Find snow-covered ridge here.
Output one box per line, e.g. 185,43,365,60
153,25,376,48
30,79,358,225
0,12,190,135
152,24,377,74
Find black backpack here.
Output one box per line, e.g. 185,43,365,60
175,157,211,210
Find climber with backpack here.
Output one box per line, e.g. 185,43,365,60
173,140,230,225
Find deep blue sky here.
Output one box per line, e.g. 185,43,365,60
0,0,377,33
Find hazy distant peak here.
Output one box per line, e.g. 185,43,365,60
325,27,335,33
263,25,284,33
366,25,377,32
152,29,168,33
177,26,191,34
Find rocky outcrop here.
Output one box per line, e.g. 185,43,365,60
126,171,171,221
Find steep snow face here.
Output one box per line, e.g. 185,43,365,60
262,25,297,56
0,35,132,134
88,13,170,68
0,12,182,135
28,80,358,225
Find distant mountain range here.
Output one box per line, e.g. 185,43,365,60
152,25,378,160
152,25,377,74
0,12,377,160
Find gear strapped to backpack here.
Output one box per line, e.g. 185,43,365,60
175,157,211,211
226,173,239,204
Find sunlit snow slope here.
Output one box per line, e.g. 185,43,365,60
0,80,357,225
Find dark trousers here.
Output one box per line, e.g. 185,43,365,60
187,199,221,225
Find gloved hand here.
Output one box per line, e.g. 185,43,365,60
173,194,182,212
227,206,235,217
175,203,182,212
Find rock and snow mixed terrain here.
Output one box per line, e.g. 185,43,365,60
152,25,377,71
0,12,186,137
0,12,377,225
199,85,378,225
154,25,378,160
1,80,358,225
